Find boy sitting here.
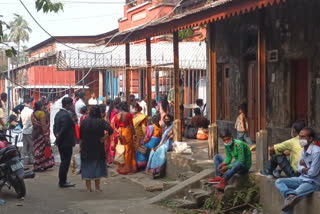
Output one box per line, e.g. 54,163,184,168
208,128,252,190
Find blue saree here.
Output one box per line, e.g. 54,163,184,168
146,125,173,177
136,125,161,169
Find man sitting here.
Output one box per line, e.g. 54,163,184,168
275,127,320,213
208,128,252,190
260,120,305,178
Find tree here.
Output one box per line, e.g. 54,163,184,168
0,0,64,57
9,14,32,61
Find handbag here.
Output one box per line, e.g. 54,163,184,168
114,140,125,164
44,145,52,159
197,128,208,140
138,145,148,154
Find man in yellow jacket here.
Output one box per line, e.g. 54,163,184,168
260,120,306,178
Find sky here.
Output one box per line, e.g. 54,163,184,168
1,0,125,48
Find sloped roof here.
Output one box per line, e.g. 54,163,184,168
57,41,206,70
102,0,286,44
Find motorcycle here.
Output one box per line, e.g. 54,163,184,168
0,130,35,198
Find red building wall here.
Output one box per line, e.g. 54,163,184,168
28,66,75,86
119,1,177,32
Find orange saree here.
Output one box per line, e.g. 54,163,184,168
114,113,137,174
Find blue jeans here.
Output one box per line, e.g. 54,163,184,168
275,177,320,214
237,131,254,146
214,154,249,181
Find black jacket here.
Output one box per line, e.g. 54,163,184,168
53,109,76,148
80,118,113,160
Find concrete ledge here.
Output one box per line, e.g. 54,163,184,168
256,175,320,214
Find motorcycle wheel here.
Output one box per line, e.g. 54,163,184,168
12,177,26,198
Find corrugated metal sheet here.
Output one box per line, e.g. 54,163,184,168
57,41,207,70
28,66,75,86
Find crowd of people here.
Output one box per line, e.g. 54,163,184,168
1,88,319,214
0,90,178,192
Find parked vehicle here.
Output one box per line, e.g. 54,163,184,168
0,131,35,198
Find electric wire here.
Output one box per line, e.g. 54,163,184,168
2,0,184,95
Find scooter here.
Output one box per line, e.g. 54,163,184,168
0,131,35,198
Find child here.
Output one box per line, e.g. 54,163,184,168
235,104,256,151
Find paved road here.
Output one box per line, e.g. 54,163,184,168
0,165,172,214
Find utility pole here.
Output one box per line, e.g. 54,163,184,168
7,57,11,117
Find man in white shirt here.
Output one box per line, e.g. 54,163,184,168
20,95,34,165
1,93,8,125
88,92,98,105
75,91,86,121
140,97,148,116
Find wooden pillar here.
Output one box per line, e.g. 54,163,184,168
155,70,160,102
258,9,266,130
208,22,218,157
146,38,152,117
208,23,217,124
125,43,130,104
173,32,180,120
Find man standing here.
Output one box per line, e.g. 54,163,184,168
88,91,98,105
20,95,34,165
260,120,305,178
54,97,76,188
207,128,252,190
140,97,148,116
276,127,320,213
75,91,86,122
1,93,8,125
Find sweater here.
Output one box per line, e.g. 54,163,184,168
224,139,252,169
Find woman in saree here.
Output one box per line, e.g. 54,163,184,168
31,101,55,172
114,102,137,174
146,114,174,178
106,98,121,164
132,103,147,151
136,114,162,169
158,95,170,127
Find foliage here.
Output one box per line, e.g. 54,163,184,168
9,14,32,45
0,0,64,58
200,175,263,214
35,0,64,13
178,28,193,40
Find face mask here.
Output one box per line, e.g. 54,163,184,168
299,139,308,148
224,140,233,147
291,130,295,138
132,110,137,113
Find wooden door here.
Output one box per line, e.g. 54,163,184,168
247,62,259,140
222,65,230,120
291,60,308,123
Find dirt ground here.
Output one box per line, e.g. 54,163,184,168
0,165,172,214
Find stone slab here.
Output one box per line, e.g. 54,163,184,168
146,169,214,205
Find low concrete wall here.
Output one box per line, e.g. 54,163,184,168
256,175,320,214
166,152,196,179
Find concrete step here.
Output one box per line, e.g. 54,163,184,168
185,188,210,207
200,180,217,194
172,199,198,209
147,169,214,205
